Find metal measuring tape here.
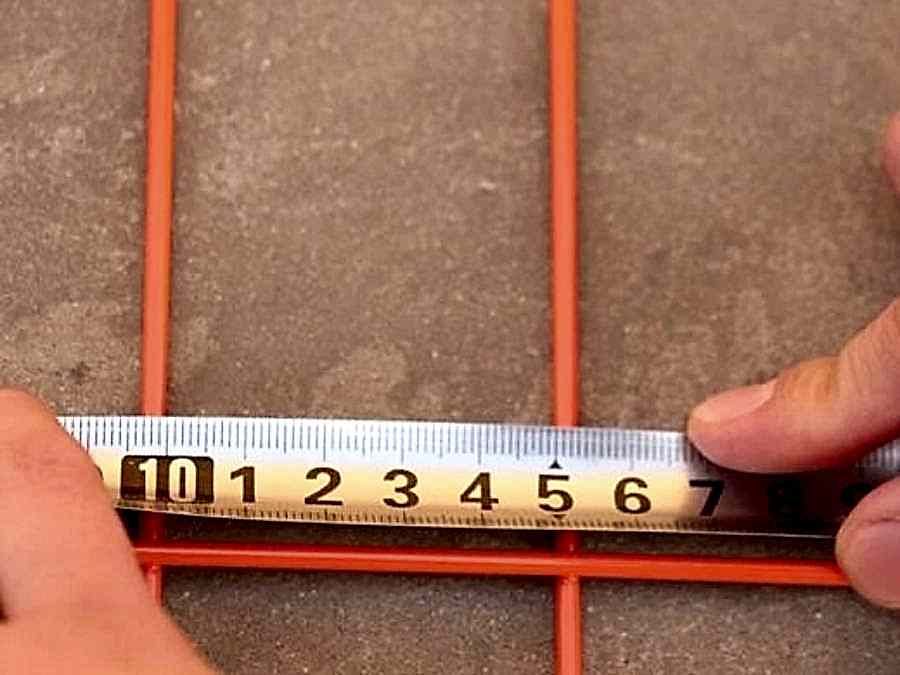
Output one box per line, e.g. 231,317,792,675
61,416,900,537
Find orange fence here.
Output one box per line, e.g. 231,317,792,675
134,3,847,674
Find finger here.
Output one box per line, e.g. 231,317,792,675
883,112,900,193
836,476,900,608
0,390,148,619
687,113,900,473
687,298,900,472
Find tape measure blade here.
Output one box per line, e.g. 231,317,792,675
57,415,900,537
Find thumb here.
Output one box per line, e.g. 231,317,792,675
0,389,148,618
687,298,900,472
687,113,900,473
836,477,900,608
832,113,900,608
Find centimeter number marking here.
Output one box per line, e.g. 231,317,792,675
60,416,900,537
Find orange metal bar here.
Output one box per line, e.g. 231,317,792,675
549,1,582,673
144,563,165,601
122,5,850,660
142,2,175,413
548,0,846,595
139,0,178,603
555,532,582,675
133,542,848,586
549,0,579,428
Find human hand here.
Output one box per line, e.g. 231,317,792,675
0,390,216,674
687,113,900,608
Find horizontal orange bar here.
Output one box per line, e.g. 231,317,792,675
135,543,847,587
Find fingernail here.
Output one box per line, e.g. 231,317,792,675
838,522,900,608
692,379,776,424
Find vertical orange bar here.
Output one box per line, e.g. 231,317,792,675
140,0,177,603
549,1,582,674
554,531,582,675
549,0,579,428
143,1,176,412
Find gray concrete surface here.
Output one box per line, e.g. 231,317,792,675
3,1,900,673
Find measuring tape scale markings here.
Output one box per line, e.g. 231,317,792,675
60,416,900,537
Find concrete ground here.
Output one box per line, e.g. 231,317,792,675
3,1,900,673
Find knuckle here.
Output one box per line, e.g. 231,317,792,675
883,297,900,342
0,393,93,487
873,298,900,374
837,298,900,400
884,114,900,191
0,387,45,413
779,356,839,403
0,433,90,489
0,389,55,444
0,389,55,440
